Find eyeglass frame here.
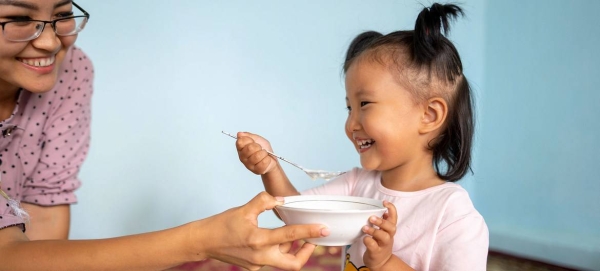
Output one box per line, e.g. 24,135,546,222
0,2,90,42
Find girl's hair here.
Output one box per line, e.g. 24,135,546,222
343,3,474,182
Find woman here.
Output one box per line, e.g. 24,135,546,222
0,1,328,270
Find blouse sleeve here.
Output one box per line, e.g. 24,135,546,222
0,195,26,231
21,47,94,206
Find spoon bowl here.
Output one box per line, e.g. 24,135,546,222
303,170,346,181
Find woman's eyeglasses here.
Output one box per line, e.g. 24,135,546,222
0,2,90,42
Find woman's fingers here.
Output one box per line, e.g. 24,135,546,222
260,240,317,271
279,241,293,253
242,191,280,217
242,192,329,243
266,224,329,245
275,241,317,271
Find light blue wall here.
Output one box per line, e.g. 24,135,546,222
476,0,600,269
70,0,483,239
69,1,600,270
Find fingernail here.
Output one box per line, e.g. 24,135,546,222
320,227,330,236
370,216,378,223
275,197,284,202
362,225,370,232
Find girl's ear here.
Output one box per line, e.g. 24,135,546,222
419,97,448,134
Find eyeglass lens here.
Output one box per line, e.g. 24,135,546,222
4,17,87,42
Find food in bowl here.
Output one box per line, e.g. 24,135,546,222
274,195,387,246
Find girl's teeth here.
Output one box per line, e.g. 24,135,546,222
358,139,375,149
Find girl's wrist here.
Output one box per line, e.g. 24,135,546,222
262,162,283,178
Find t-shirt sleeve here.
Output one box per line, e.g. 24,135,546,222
21,47,94,206
300,167,361,196
429,192,489,271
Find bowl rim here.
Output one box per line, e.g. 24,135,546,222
275,195,387,213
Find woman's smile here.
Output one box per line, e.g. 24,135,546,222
17,55,56,74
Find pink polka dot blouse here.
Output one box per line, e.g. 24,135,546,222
0,46,94,231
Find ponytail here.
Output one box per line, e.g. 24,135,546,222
414,4,464,60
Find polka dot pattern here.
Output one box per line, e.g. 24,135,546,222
0,46,94,230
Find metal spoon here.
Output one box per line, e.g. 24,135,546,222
222,131,346,181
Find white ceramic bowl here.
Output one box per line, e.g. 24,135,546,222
274,195,387,246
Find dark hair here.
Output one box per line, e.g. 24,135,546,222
343,3,474,182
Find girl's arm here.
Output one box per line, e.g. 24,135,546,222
0,192,329,271
261,161,299,197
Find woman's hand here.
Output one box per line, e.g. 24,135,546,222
236,132,277,175
194,191,329,271
362,201,398,270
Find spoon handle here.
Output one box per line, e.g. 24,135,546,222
264,151,306,171
221,131,306,171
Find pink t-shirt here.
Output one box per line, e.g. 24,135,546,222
302,167,489,271
0,46,93,231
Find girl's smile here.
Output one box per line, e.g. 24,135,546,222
355,136,376,153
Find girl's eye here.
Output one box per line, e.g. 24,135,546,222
360,101,370,107
346,106,352,112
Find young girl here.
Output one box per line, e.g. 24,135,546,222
0,1,329,270
235,3,488,270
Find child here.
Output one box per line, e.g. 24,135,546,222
235,3,488,271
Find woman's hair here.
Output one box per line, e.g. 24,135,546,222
343,3,474,182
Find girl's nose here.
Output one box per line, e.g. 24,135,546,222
345,111,361,132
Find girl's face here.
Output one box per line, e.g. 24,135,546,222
345,59,425,172
0,0,77,94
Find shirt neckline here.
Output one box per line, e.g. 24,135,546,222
374,171,458,197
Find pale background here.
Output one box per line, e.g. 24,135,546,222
71,1,599,270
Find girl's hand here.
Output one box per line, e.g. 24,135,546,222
236,132,277,175
362,201,398,270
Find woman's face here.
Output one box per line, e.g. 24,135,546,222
0,0,78,94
